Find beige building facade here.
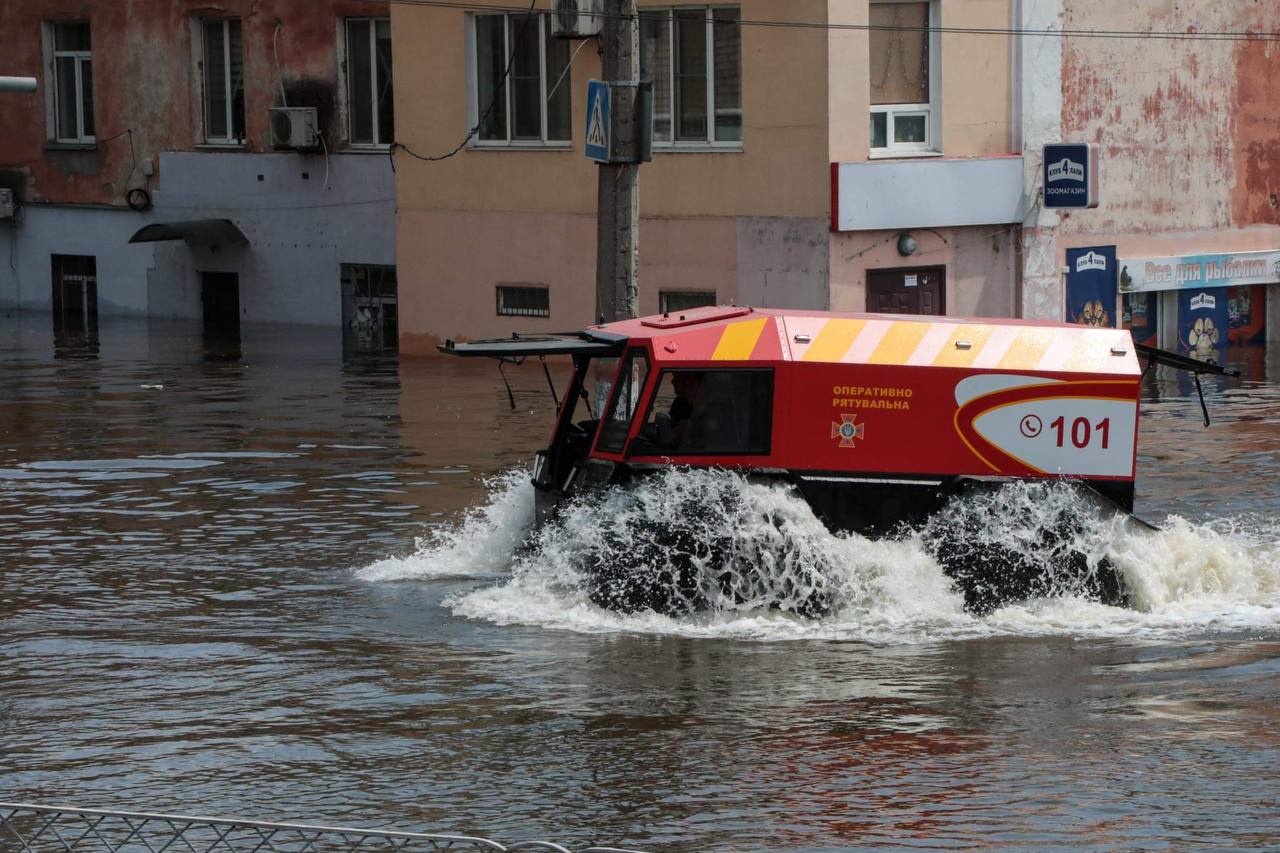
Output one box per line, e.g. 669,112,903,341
391,0,1030,354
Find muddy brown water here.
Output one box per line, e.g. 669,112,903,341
2,314,1279,851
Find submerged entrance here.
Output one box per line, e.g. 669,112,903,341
341,264,398,354
51,254,98,333
200,271,241,358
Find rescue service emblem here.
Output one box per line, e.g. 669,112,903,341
831,414,865,448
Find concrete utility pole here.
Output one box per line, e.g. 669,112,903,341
0,77,38,93
594,0,640,324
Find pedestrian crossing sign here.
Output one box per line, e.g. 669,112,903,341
585,80,611,162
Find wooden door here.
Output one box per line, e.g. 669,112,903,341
866,266,945,315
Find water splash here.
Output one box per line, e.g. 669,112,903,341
364,468,1280,643
357,469,533,581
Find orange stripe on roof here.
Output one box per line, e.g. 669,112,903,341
997,327,1057,371
801,318,864,362
711,318,768,361
931,324,996,368
867,321,932,365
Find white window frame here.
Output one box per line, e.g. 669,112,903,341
201,17,244,145
343,17,393,149
467,12,571,148
45,21,95,145
643,6,742,151
868,0,941,157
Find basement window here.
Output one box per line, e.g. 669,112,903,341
496,284,550,318
660,290,717,313
46,21,95,144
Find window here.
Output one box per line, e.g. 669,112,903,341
660,290,717,314
496,285,550,318
597,349,651,453
346,18,394,147
472,13,571,145
632,369,773,456
202,18,245,144
49,22,94,143
640,7,741,146
869,1,935,153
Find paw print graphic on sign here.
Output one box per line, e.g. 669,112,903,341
1188,316,1221,364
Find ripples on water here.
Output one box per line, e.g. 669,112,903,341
2,314,1280,850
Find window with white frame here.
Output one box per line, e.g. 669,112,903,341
472,12,571,145
201,18,245,144
48,22,94,143
640,7,741,147
869,1,935,153
346,18,394,147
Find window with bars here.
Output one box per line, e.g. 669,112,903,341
640,7,741,147
496,285,550,318
472,12,571,145
346,18,395,147
202,18,245,144
48,22,94,143
659,291,717,314
869,1,935,153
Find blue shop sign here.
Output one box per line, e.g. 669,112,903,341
1043,143,1099,209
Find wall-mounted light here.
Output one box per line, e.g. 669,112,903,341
897,233,918,257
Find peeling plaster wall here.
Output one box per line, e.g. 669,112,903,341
1058,1,1280,245
1050,0,1280,340
0,0,389,208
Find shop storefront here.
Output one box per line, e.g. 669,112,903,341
1117,249,1280,366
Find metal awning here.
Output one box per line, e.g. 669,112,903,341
129,219,248,250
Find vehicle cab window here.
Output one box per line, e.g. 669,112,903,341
596,349,650,453
632,368,773,456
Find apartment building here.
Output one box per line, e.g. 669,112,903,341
392,0,1280,364
0,0,398,353
391,0,1031,354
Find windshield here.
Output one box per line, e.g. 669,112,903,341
595,349,650,453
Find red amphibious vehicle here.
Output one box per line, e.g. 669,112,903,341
443,305,1233,613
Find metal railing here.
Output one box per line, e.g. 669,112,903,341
0,803,649,853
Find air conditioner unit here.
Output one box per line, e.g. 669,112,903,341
551,0,602,38
0,188,13,219
270,107,320,150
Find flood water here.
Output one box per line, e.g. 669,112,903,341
2,313,1279,851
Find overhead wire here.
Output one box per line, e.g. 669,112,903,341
354,0,1280,42
389,0,538,168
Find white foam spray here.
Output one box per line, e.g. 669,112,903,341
357,469,534,581
364,468,1280,643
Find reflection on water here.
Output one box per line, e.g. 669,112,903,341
1,312,1278,850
